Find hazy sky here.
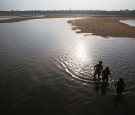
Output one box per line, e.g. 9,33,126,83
0,0,135,11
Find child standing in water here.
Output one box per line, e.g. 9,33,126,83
102,67,111,82
115,78,125,96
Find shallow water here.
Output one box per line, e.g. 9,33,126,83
0,16,13,20
0,18,135,115
120,19,135,27
0,18,11,20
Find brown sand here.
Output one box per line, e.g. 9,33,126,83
68,16,135,38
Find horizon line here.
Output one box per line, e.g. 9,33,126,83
0,9,135,12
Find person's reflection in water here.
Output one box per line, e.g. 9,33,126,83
113,94,123,107
93,80,101,92
101,81,108,95
93,80,108,95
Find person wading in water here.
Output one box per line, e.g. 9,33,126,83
93,61,103,79
115,78,125,96
102,67,111,82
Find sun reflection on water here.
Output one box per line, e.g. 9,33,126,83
58,37,93,81
75,40,88,62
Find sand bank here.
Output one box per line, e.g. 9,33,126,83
68,16,135,38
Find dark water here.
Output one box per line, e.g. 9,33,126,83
0,18,135,115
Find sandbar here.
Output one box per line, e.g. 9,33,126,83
68,16,135,38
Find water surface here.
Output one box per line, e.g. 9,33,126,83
120,19,135,27
0,16,13,20
0,18,135,115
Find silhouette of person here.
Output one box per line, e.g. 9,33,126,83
115,78,125,96
102,67,111,82
93,61,103,79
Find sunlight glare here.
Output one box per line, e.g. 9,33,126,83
75,40,87,62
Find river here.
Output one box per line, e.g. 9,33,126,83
0,18,135,115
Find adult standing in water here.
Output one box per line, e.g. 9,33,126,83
93,61,103,79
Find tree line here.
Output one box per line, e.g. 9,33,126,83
0,10,135,16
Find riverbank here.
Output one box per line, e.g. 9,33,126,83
68,16,135,38
0,14,135,38
0,14,85,23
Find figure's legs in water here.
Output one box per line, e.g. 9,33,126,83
102,76,105,82
117,90,123,96
93,71,97,79
117,90,119,96
98,72,101,79
106,77,108,82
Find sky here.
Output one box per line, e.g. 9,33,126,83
0,0,135,11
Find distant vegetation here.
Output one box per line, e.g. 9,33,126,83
0,10,135,16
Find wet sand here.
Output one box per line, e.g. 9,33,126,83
68,16,135,38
